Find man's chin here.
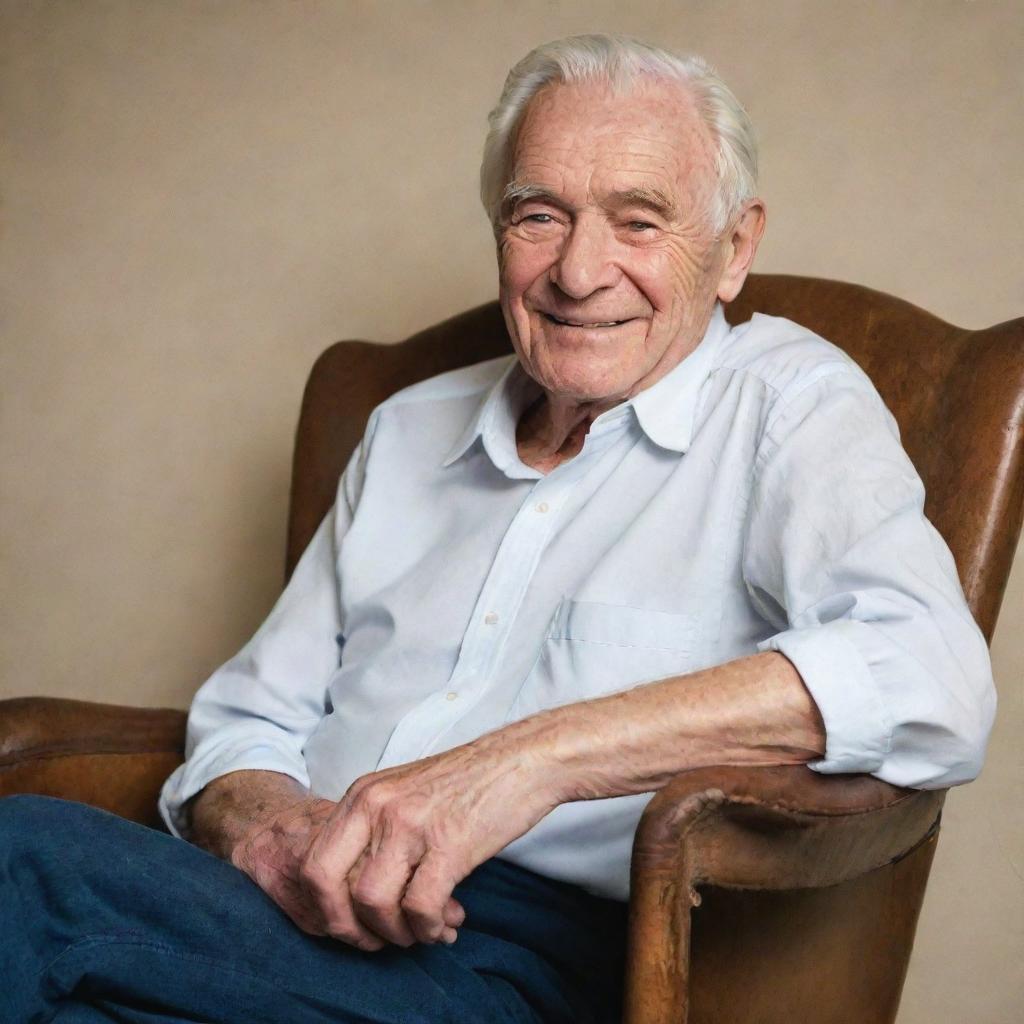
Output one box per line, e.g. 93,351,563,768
532,364,638,407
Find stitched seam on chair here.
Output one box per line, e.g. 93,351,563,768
0,748,180,768
724,791,920,818
888,812,941,862
677,793,730,888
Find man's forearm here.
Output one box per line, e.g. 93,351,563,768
186,769,310,859
500,651,826,803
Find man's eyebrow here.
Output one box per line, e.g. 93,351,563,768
501,181,679,221
604,187,678,220
501,181,566,215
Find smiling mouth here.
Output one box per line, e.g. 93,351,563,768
542,312,633,328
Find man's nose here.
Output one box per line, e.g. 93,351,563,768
549,215,620,300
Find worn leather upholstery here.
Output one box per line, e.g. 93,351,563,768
0,698,185,830
3,274,1022,1023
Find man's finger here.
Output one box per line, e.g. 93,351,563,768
246,852,327,937
400,852,463,945
348,837,420,947
444,896,466,929
299,807,386,950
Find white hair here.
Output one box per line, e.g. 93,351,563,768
480,34,758,236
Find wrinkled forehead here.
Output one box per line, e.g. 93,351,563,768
510,77,719,212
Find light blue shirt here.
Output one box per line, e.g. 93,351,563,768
160,304,996,900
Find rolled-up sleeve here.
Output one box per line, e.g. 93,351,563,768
742,371,996,788
159,427,372,836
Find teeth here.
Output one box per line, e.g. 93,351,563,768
548,314,624,327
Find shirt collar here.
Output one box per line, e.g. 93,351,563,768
442,356,539,471
628,301,730,453
443,302,730,468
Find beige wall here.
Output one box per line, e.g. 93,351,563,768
2,1,1021,1019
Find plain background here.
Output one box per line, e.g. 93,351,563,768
2,2,1021,1020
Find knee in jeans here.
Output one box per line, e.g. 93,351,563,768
0,794,85,857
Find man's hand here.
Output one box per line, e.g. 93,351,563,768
295,733,561,950
225,791,463,948
189,734,562,952
228,796,337,936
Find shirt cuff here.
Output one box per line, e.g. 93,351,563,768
757,620,893,775
158,742,311,839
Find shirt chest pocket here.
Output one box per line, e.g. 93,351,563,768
505,598,702,723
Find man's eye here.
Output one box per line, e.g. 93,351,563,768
524,213,554,224
628,221,655,232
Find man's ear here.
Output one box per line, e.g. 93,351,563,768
716,200,767,303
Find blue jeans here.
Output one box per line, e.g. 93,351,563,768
0,796,627,1023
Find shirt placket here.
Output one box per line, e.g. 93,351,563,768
374,468,578,769
375,412,634,770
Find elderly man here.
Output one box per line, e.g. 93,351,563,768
1,33,994,1024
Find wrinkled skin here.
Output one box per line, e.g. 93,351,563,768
199,75,781,953
499,78,765,468
223,725,562,951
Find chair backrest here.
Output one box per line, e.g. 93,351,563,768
286,273,1024,644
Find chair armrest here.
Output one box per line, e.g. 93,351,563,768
0,697,187,828
625,765,944,1024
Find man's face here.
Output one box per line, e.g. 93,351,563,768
498,78,730,405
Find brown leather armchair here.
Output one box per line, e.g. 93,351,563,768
2,274,1022,1024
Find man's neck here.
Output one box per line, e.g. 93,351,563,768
515,393,623,474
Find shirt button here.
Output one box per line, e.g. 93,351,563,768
484,612,499,625
445,691,458,701
535,502,550,514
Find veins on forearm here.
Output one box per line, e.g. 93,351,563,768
505,651,826,804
